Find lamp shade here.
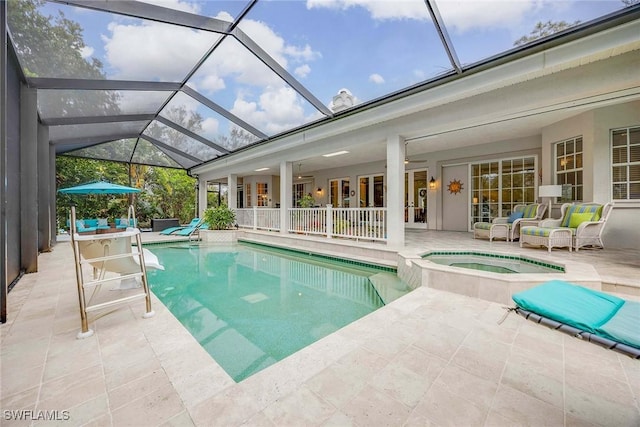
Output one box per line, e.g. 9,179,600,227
538,185,563,198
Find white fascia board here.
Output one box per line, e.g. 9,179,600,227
192,19,640,178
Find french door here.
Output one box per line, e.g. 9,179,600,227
405,169,428,228
329,178,350,207
358,174,384,207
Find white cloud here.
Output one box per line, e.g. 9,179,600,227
307,0,429,21
295,64,311,79
201,117,220,138
102,9,322,134
369,73,385,84
102,22,216,81
79,46,94,59
231,86,307,134
436,0,539,34
307,0,549,33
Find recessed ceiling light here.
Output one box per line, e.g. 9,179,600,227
322,150,349,157
254,167,269,171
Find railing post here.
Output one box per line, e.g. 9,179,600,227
326,204,333,239
253,206,258,231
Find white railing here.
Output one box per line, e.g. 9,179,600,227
331,208,386,241
288,208,327,236
235,208,254,228
235,208,280,231
236,206,387,242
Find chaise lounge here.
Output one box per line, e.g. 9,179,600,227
473,203,546,242
512,280,639,358
520,202,613,252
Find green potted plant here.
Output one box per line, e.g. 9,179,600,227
200,205,238,243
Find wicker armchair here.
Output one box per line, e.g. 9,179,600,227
520,202,613,252
473,203,546,242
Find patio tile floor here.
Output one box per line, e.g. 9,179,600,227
1,230,638,426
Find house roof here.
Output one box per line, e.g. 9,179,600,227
7,0,640,171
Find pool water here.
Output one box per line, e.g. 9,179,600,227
147,243,390,381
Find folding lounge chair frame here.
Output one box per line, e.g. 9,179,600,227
505,280,640,359
511,307,640,359
160,218,200,235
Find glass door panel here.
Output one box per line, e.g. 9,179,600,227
329,178,350,207
405,169,427,228
358,174,384,208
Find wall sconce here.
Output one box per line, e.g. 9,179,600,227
429,176,436,190
316,187,322,193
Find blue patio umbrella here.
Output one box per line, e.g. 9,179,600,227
58,180,141,195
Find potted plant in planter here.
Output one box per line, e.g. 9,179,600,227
200,204,238,243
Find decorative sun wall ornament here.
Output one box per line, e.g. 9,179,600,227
447,179,464,195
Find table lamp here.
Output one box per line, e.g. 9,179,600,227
538,185,563,218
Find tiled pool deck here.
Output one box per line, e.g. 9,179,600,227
1,230,639,426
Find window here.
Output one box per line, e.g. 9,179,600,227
555,137,583,201
245,183,252,207
612,126,640,200
257,182,268,207
470,156,537,226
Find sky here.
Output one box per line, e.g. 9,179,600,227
34,0,626,145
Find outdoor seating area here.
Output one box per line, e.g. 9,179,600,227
520,202,613,252
473,203,546,242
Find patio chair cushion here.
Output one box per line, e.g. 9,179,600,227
568,212,593,229
98,218,108,227
521,204,538,218
474,222,492,230
560,204,602,227
508,212,524,223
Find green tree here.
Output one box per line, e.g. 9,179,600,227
514,20,581,46
8,0,120,115
145,168,196,224
56,157,129,228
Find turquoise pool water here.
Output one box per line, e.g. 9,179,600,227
147,242,390,382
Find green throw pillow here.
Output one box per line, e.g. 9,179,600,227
569,212,594,228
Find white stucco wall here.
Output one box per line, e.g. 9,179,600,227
542,100,640,249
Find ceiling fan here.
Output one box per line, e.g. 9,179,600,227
295,163,314,180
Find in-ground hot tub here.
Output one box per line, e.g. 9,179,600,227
423,251,564,274
397,250,600,305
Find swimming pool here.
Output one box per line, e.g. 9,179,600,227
147,242,403,381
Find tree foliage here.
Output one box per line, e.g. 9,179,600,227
8,0,120,116
514,20,581,46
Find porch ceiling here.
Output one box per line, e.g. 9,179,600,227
8,0,639,170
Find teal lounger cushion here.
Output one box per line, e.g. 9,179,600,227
512,280,624,333
597,300,640,349
513,280,640,349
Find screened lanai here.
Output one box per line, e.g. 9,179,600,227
7,0,637,170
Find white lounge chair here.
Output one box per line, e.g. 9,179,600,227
473,203,546,242
520,202,613,252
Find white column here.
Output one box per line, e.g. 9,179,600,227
198,178,207,217
386,135,405,248
280,161,292,234
228,174,237,209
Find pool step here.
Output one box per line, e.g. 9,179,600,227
368,273,412,304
